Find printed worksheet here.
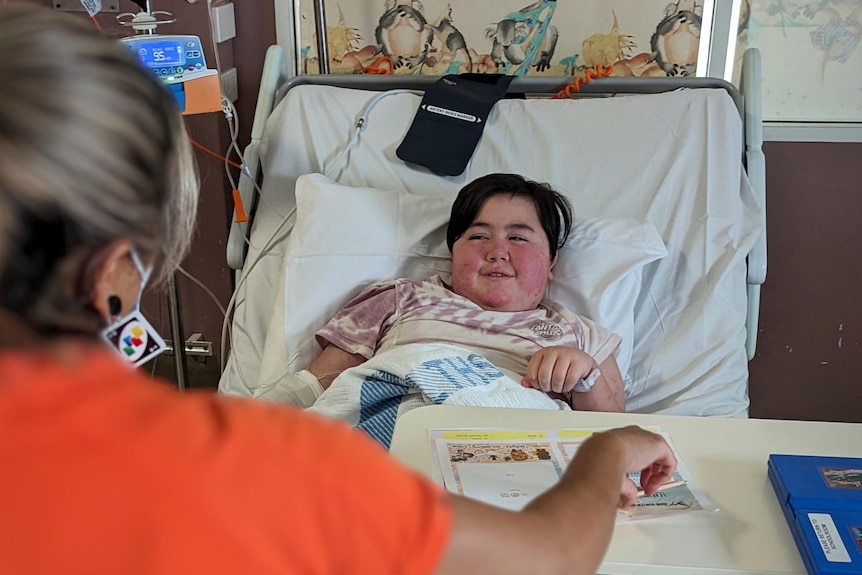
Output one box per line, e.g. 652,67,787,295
429,428,717,520
432,431,568,511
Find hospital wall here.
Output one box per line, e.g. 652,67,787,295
6,0,860,423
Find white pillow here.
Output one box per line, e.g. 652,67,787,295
547,219,667,390
282,173,667,394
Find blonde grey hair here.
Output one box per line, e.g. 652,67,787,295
0,5,199,335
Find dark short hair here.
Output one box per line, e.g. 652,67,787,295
446,173,573,259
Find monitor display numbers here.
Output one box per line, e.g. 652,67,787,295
138,42,185,67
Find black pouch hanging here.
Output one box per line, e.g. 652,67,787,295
396,74,515,177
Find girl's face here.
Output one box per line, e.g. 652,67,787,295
451,194,556,312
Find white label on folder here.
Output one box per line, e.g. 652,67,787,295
807,513,851,563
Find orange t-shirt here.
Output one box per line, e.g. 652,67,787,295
0,347,451,574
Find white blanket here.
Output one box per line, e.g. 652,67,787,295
308,343,568,447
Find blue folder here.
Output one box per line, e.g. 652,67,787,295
769,454,862,575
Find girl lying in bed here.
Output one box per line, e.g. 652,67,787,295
301,173,625,420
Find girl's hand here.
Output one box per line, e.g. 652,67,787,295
521,346,598,394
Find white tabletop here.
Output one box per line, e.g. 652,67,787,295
389,406,862,575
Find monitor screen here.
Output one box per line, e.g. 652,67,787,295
136,41,185,67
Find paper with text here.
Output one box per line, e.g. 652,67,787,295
430,427,717,520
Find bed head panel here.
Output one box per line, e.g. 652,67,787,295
222,71,763,418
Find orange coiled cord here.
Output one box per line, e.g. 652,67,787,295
363,56,395,75
552,65,614,99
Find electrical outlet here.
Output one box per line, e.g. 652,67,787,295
211,2,236,43
221,67,238,103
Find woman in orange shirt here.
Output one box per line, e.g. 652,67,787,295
0,5,677,575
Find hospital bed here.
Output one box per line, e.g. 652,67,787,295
218,45,766,418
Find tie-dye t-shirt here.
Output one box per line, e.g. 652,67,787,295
315,275,621,378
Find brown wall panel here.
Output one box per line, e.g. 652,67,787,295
749,142,862,423
232,0,277,147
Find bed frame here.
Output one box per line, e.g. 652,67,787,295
225,46,765,360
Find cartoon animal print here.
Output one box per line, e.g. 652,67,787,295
581,9,636,68
335,45,379,74
300,13,315,73
533,448,551,460
469,48,498,73
809,3,862,83
510,448,530,461
485,0,559,75
612,52,665,77
759,1,850,26
650,0,703,76
738,0,751,37
300,6,363,74
450,448,475,462
327,5,362,59
424,4,472,72
374,1,471,72
752,1,861,83
800,0,845,22
375,0,434,68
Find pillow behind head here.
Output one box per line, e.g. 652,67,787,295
282,173,667,394
549,219,668,391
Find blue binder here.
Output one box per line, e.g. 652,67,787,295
770,455,862,512
769,454,862,575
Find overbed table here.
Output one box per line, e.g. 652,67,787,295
389,406,862,575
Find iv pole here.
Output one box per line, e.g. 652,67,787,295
118,0,187,390
117,0,176,35
167,272,189,391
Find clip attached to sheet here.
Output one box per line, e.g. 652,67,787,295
396,74,515,176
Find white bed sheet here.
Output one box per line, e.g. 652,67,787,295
219,84,763,417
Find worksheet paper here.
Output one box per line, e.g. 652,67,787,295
429,428,717,520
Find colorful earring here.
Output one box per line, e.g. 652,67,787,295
100,295,166,367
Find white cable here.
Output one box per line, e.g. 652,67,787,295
219,206,296,382
200,0,285,388
223,99,240,192
177,265,228,320
225,98,245,164
219,100,288,254
324,89,419,182
212,89,291,384
237,165,288,252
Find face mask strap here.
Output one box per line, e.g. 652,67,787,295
98,247,165,366
129,248,153,311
